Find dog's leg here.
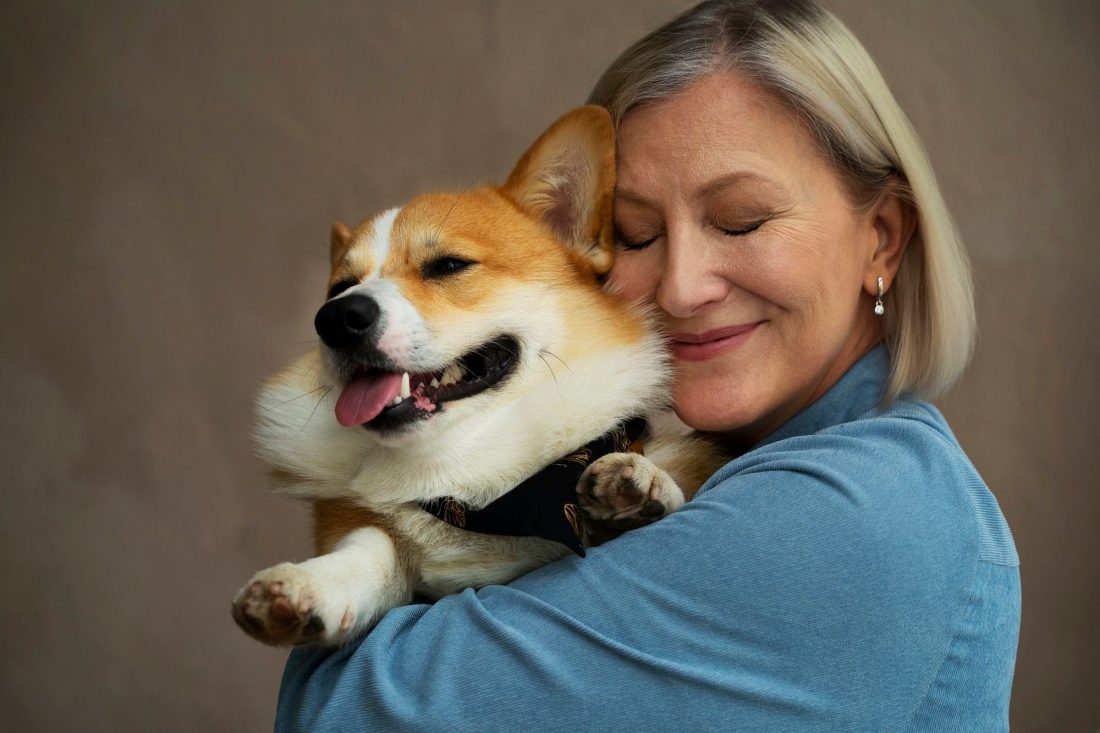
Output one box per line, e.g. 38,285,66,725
232,526,411,646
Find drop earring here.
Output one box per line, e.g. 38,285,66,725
874,276,885,316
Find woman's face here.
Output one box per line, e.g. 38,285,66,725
610,72,890,445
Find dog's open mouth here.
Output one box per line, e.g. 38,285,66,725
334,336,520,430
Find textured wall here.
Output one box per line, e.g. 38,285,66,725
1,1,1096,730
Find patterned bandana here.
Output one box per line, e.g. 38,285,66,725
418,418,647,556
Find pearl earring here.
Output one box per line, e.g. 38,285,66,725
874,276,885,316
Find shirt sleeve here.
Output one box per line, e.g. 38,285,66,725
275,429,982,732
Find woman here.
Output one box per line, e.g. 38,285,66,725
276,1,1020,729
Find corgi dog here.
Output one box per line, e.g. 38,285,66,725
232,106,724,647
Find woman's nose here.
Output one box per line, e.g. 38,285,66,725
655,230,729,319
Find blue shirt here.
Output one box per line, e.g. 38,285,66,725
275,346,1020,731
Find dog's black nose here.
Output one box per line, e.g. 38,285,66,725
315,294,381,350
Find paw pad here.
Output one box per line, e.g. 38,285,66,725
577,452,681,525
231,569,326,646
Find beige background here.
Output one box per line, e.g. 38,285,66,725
1,1,1096,730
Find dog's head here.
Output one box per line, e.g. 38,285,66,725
313,106,629,443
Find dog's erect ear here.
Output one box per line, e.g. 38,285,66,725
330,221,352,270
501,106,616,275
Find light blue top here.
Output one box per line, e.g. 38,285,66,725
275,345,1020,732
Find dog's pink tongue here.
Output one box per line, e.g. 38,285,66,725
335,371,403,427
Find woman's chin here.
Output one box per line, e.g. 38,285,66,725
672,380,766,435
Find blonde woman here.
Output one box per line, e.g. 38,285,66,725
277,2,1019,729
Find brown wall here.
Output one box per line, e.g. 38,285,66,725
1,1,1096,730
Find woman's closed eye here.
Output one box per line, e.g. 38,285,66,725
712,218,767,237
615,226,662,251
615,216,768,251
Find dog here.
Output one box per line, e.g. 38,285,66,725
231,106,725,646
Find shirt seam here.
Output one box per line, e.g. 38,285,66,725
901,558,987,732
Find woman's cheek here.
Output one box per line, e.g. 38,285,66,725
609,250,659,302
744,232,823,313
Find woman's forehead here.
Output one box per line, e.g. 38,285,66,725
615,71,824,202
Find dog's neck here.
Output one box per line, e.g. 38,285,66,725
417,416,647,555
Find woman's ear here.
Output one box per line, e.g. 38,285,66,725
863,186,917,294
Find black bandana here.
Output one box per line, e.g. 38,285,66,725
418,418,647,556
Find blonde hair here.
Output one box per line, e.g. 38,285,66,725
588,0,975,401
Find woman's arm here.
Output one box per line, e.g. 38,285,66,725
276,428,1015,732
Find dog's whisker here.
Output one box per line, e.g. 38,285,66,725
274,384,330,407
477,341,519,360
298,386,332,434
537,351,556,379
541,349,573,374
536,352,565,403
431,190,465,243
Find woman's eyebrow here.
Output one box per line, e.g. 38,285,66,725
613,187,659,208
696,171,788,200
615,171,789,207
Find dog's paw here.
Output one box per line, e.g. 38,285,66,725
577,452,684,526
232,563,349,646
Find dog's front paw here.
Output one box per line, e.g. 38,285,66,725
577,452,684,526
232,563,346,646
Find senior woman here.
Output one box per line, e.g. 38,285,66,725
276,1,1020,730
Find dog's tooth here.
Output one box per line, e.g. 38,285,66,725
429,376,440,389
392,394,402,406
400,372,411,399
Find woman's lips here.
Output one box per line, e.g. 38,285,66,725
670,322,763,361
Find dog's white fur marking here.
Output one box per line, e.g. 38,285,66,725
358,278,433,366
366,207,397,280
343,207,399,279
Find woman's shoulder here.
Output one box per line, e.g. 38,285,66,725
666,395,1020,726
697,395,1019,569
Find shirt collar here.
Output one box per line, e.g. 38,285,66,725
754,344,890,450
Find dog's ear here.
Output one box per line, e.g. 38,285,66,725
330,221,353,270
501,106,616,276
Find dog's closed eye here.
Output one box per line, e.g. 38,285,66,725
421,256,476,280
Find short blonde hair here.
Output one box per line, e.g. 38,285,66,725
588,0,975,401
